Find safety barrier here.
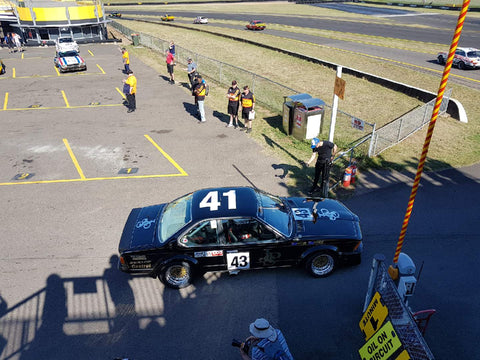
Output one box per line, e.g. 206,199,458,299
363,255,435,360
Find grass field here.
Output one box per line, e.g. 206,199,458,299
107,3,480,190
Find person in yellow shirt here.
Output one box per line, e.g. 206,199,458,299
123,70,137,113
121,48,130,74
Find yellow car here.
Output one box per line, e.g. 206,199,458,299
161,14,175,21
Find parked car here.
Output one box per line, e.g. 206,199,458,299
108,12,122,18
437,47,480,70
161,14,175,21
246,20,266,31
118,187,363,288
193,16,208,24
55,37,79,53
54,50,86,73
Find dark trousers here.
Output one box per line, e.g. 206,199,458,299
126,93,136,110
312,161,330,192
124,64,130,73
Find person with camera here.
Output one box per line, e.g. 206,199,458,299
184,57,198,89
234,318,293,360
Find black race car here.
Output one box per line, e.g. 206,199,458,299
118,187,362,288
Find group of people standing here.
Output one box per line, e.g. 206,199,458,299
226,81,255,133
120,42,337,195
3,33,24,53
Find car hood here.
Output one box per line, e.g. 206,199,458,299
119,204,166,252
286,197,362,240
59,56,84,66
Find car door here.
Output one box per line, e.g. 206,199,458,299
220,218,296,272
178,219,227,272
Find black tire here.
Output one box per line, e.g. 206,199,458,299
437,55,445,65
458,61,466,70
305,252,337,278
159,261,193,289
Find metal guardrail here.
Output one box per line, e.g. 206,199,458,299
369,89,452,157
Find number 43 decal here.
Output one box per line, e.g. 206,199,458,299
199,190,237,211
227,252,250,270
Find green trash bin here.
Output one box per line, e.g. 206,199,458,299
131,33,139,46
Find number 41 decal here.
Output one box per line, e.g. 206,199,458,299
199,190,237,211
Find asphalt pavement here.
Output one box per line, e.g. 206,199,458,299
0,43,478,360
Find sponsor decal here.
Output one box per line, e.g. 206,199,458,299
194,250,224,258
135,218,155,229
318,208,339,221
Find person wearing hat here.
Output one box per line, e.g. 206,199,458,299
239,318,293,360
306,138,337,196
184,57,198,88
226,80,241,128
121,47,130,74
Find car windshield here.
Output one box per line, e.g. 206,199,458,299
256,191,291,237
159,193,192,242
59,38,73,43
59,51,78,57
467,51,480,58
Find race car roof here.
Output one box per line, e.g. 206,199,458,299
191,187,258,222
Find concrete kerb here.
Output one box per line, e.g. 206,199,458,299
130,19,467,122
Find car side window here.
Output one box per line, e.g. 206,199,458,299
222,218,279,245
181,220,218,247
456,50,465,56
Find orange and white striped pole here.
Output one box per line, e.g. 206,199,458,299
389,0,471,277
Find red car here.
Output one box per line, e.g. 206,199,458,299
246,20,266,31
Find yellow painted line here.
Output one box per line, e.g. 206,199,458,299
0,173,187,186
63,138,86,180
144,134,188,176
96,64,105,74
12,68,15,78
21,52,24,60
55,66,60,76
1,103,123,111
3,93,8,110
116,87,126,99
61,90,70,108
88,50,94,56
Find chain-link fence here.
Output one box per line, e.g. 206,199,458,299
363,255,435,360
370,89,452,157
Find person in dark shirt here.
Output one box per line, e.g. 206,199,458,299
306,137,337,196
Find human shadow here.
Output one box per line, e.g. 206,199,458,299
183,101,199,120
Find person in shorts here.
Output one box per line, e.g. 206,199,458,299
165,49,175,84
226,80,241,128
240,86,255,133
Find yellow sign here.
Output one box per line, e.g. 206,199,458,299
334,76,346,100
395,349,411,360
359,292,389,340
359,321,402,360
